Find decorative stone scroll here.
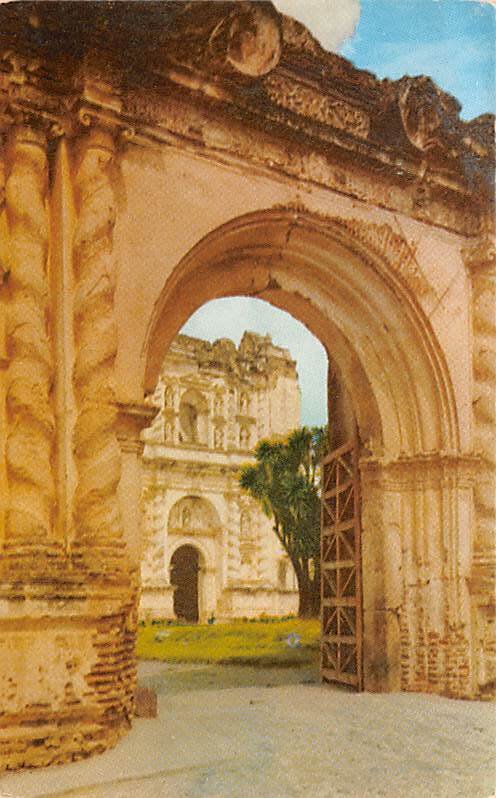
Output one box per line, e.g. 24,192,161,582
72,124,125,569
392,75,494,198
164,1,282,79
263,74,370,140
3,125,56,552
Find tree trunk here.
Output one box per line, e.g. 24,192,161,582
296,569,320,618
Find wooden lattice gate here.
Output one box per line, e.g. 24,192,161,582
320,440,363,690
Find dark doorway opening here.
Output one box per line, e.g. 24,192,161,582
171,545,200,622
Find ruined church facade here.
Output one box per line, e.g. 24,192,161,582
140,332,300,621
0,0,494,772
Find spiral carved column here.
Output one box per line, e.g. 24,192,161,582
3,125,56,560
72,125,126,572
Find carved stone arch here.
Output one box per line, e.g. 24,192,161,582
144,208,460,459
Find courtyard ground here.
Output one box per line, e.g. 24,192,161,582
0,661,494,798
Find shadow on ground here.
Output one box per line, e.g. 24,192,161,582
138,660,319,694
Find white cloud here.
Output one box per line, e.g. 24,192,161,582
273,0,361,52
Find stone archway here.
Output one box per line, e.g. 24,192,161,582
141,209,470,697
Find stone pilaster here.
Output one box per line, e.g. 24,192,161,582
225,490,241,584
361,452,477,696
463,232,496,695
116,401,157,569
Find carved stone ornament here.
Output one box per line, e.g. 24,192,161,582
330,215,431,297
396,75,462,153
159,1,282,79
263,73,370,139
4,125,56,551
72,126,126,565
394,75,495,196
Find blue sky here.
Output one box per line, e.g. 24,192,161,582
181,1,494,427
343,0,495,120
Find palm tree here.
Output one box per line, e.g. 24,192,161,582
240,426,328,618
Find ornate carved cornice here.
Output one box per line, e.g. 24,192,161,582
0,49,70,138
0,2,492,232
263,71,370,140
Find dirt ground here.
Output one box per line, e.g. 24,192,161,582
0,662,494,798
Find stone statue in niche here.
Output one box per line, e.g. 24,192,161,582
240,510,253,540
181,506,191,529
180,401,198,443
240,546,256,581
164,386,174,407
240,426,250,449
214,394,223,416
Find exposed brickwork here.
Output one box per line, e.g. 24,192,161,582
0,567,137,772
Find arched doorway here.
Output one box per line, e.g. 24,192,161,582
138,209,468,697
170,545,201,623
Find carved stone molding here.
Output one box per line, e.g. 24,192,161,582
3,125,56,552
360,451,480,490
263,73,370,140
116,401,158,455
0,50,69,139
335,216,432,297
72,125,126,568
272,206,432,299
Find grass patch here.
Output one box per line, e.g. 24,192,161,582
137,618,320,667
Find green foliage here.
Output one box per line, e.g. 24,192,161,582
239,426,328,616
137,618,320,666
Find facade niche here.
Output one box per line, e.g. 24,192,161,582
179,388,208,444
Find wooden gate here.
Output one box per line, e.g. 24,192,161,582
320,440,363,690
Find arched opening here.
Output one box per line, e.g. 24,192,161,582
138,208,461,693
170,545,201,623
